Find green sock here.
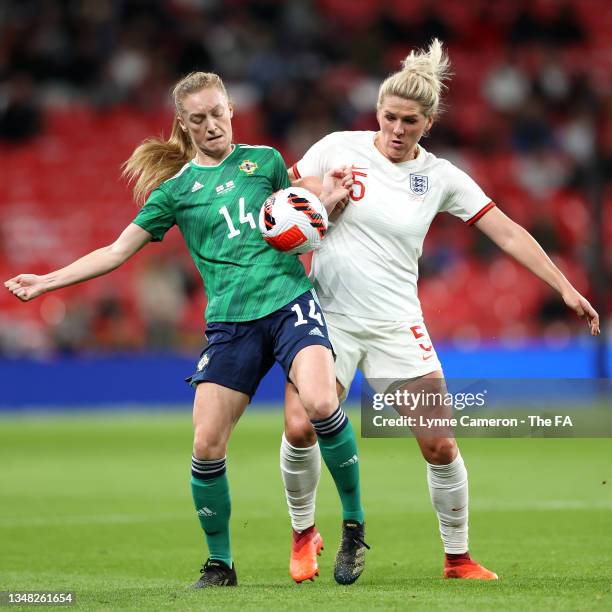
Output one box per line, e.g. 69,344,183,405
191,472,232,567
316,419,365,523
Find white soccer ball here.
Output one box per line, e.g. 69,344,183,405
259,187,328,255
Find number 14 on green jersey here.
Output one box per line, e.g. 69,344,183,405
219,197,256,239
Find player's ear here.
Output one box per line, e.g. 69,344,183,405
228,103,234,119
177,115,188,133
375,105,383,127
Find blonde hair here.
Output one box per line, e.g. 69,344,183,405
377,38,451,117
123,72,230,205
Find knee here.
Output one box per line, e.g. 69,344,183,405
422,438,457,465
285,414,317,447
193,425,227,459
301,393,339,421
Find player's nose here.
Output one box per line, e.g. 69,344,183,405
205,119,219,133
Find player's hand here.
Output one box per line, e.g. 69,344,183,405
4,274,48,302
561,288,600,335
321,166,353,212
329,195,350,222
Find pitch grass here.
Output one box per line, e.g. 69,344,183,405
1,409,611,611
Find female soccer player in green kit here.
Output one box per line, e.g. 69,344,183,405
4,72,367,588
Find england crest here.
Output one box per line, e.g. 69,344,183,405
409,174,429,195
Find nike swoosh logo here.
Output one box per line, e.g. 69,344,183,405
422,354,434,361
451,505,466,512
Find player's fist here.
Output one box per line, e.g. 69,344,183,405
4,274,47,302
561,288,600,336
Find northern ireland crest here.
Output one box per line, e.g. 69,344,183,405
197,353,209,371
409,174,429,195
239,160,258,175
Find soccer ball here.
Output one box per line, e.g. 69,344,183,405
259,187,328,255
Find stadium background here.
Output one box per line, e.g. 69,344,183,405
0,0,610,407
1,2,611,609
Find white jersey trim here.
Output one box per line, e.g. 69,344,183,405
165,162,191,183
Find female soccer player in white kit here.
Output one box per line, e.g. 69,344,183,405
280,39,600,583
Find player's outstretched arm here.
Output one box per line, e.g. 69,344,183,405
4,223,152,302
288,169,323,197
475,207,600,336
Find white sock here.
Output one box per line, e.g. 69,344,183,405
280,433,321,532
427,450,469,554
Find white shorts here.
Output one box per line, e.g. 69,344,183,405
325,311,443,401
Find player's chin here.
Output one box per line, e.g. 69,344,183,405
387,149,407,162
201,137,228,154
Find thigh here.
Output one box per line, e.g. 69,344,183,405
362,317,443,393
186,321,275,400
269,290,334,380
289,344,337,412
193,382,249,433
192,382,249,458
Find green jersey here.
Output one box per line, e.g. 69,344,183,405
132,144,312,323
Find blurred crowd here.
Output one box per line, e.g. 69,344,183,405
0,0,610,355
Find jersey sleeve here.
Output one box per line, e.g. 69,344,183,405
291,134,337,180
440,163,496,225
132,186,176,242
272,148,291,191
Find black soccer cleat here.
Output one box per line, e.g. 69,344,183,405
334,520,370,585
191,558,237,588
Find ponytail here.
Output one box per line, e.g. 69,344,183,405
122,117,194,206
377,38,452,117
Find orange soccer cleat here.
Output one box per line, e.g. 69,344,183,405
444,554,498,580
290,525,324,583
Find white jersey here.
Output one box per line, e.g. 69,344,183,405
292,131,494,321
